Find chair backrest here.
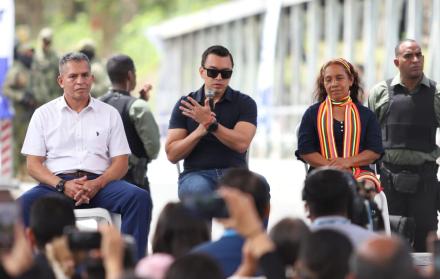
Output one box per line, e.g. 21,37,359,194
74,208,121,230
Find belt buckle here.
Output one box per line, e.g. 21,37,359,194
76,170,87,177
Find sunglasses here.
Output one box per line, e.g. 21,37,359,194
203,67,233,79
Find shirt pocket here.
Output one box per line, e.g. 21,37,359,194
87,129,109,158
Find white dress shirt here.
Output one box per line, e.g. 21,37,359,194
22,96,131,174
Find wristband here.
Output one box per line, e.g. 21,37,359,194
203,116,216,130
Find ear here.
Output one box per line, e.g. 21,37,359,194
127,70,134,82
349,75,354,87
199,66,204,77
304,203,311,219
57,75,64,89
264,204,271,219
26,227,37,250
393,58,399,68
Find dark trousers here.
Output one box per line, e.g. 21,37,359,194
18,174,152,260
380,162,439,252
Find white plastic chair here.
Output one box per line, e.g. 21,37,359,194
374,190,391,235
74,208,121,230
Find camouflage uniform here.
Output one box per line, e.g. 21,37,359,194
2,60,36,176
77,39,110,97
90,60,110,97
32,48,62,105
32,28,62,106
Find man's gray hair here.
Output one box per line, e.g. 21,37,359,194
59,52,90,74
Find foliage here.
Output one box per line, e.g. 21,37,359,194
16,0,229,94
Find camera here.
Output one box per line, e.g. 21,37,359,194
65,228,101,251
182,193,229,219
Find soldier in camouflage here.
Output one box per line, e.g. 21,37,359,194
32,27,62,106
2,43,36,177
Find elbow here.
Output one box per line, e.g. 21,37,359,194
236,143,250,154
167,155,179,164
370,151,381,161
165,150,179,164
26,160,36,177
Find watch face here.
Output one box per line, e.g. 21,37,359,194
56,180,65,193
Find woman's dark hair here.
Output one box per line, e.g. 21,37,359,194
165,254,224,279
152,202,210,258
314,58,364,103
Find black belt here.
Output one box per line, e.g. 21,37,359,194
382,161,437,173
58,170,98,178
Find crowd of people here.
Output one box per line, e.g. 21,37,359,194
1,30,440,279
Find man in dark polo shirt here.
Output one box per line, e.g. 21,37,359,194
165,45,257,200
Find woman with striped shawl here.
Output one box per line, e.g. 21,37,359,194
296,58,384,191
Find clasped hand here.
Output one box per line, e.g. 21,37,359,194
328,157,353,171
179,97,215,127
64,176,102,206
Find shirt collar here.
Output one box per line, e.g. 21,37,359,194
193,85,233,103
56,95,95,111
312,216,351,226
391,73,430,88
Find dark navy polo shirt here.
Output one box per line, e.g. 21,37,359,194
295,101,384,170
169,86,257,172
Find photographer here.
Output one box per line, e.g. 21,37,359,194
303,167,376,248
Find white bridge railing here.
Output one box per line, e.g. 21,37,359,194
148,0,440,158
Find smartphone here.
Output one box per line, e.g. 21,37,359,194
0,190,18,252
65,227,101,251
183,193,229,219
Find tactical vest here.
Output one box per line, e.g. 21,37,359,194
382,79,438,152
100,90,149,160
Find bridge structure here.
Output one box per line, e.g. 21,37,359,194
148,0,440,158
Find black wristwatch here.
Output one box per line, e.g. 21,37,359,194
55,179,66,193
207,119,219,133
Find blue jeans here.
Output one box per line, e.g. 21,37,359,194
178,169,226,200
18,174,152,260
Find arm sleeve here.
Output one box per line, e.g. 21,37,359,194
2,67,26,102
21,109,46,156
168,97,187,129
367,81,389,123
296,106,320,157
130,100,161,160
434,83,440,126
238,95,257,126
362,110,384,155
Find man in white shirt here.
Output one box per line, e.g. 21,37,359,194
18,52,152,260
